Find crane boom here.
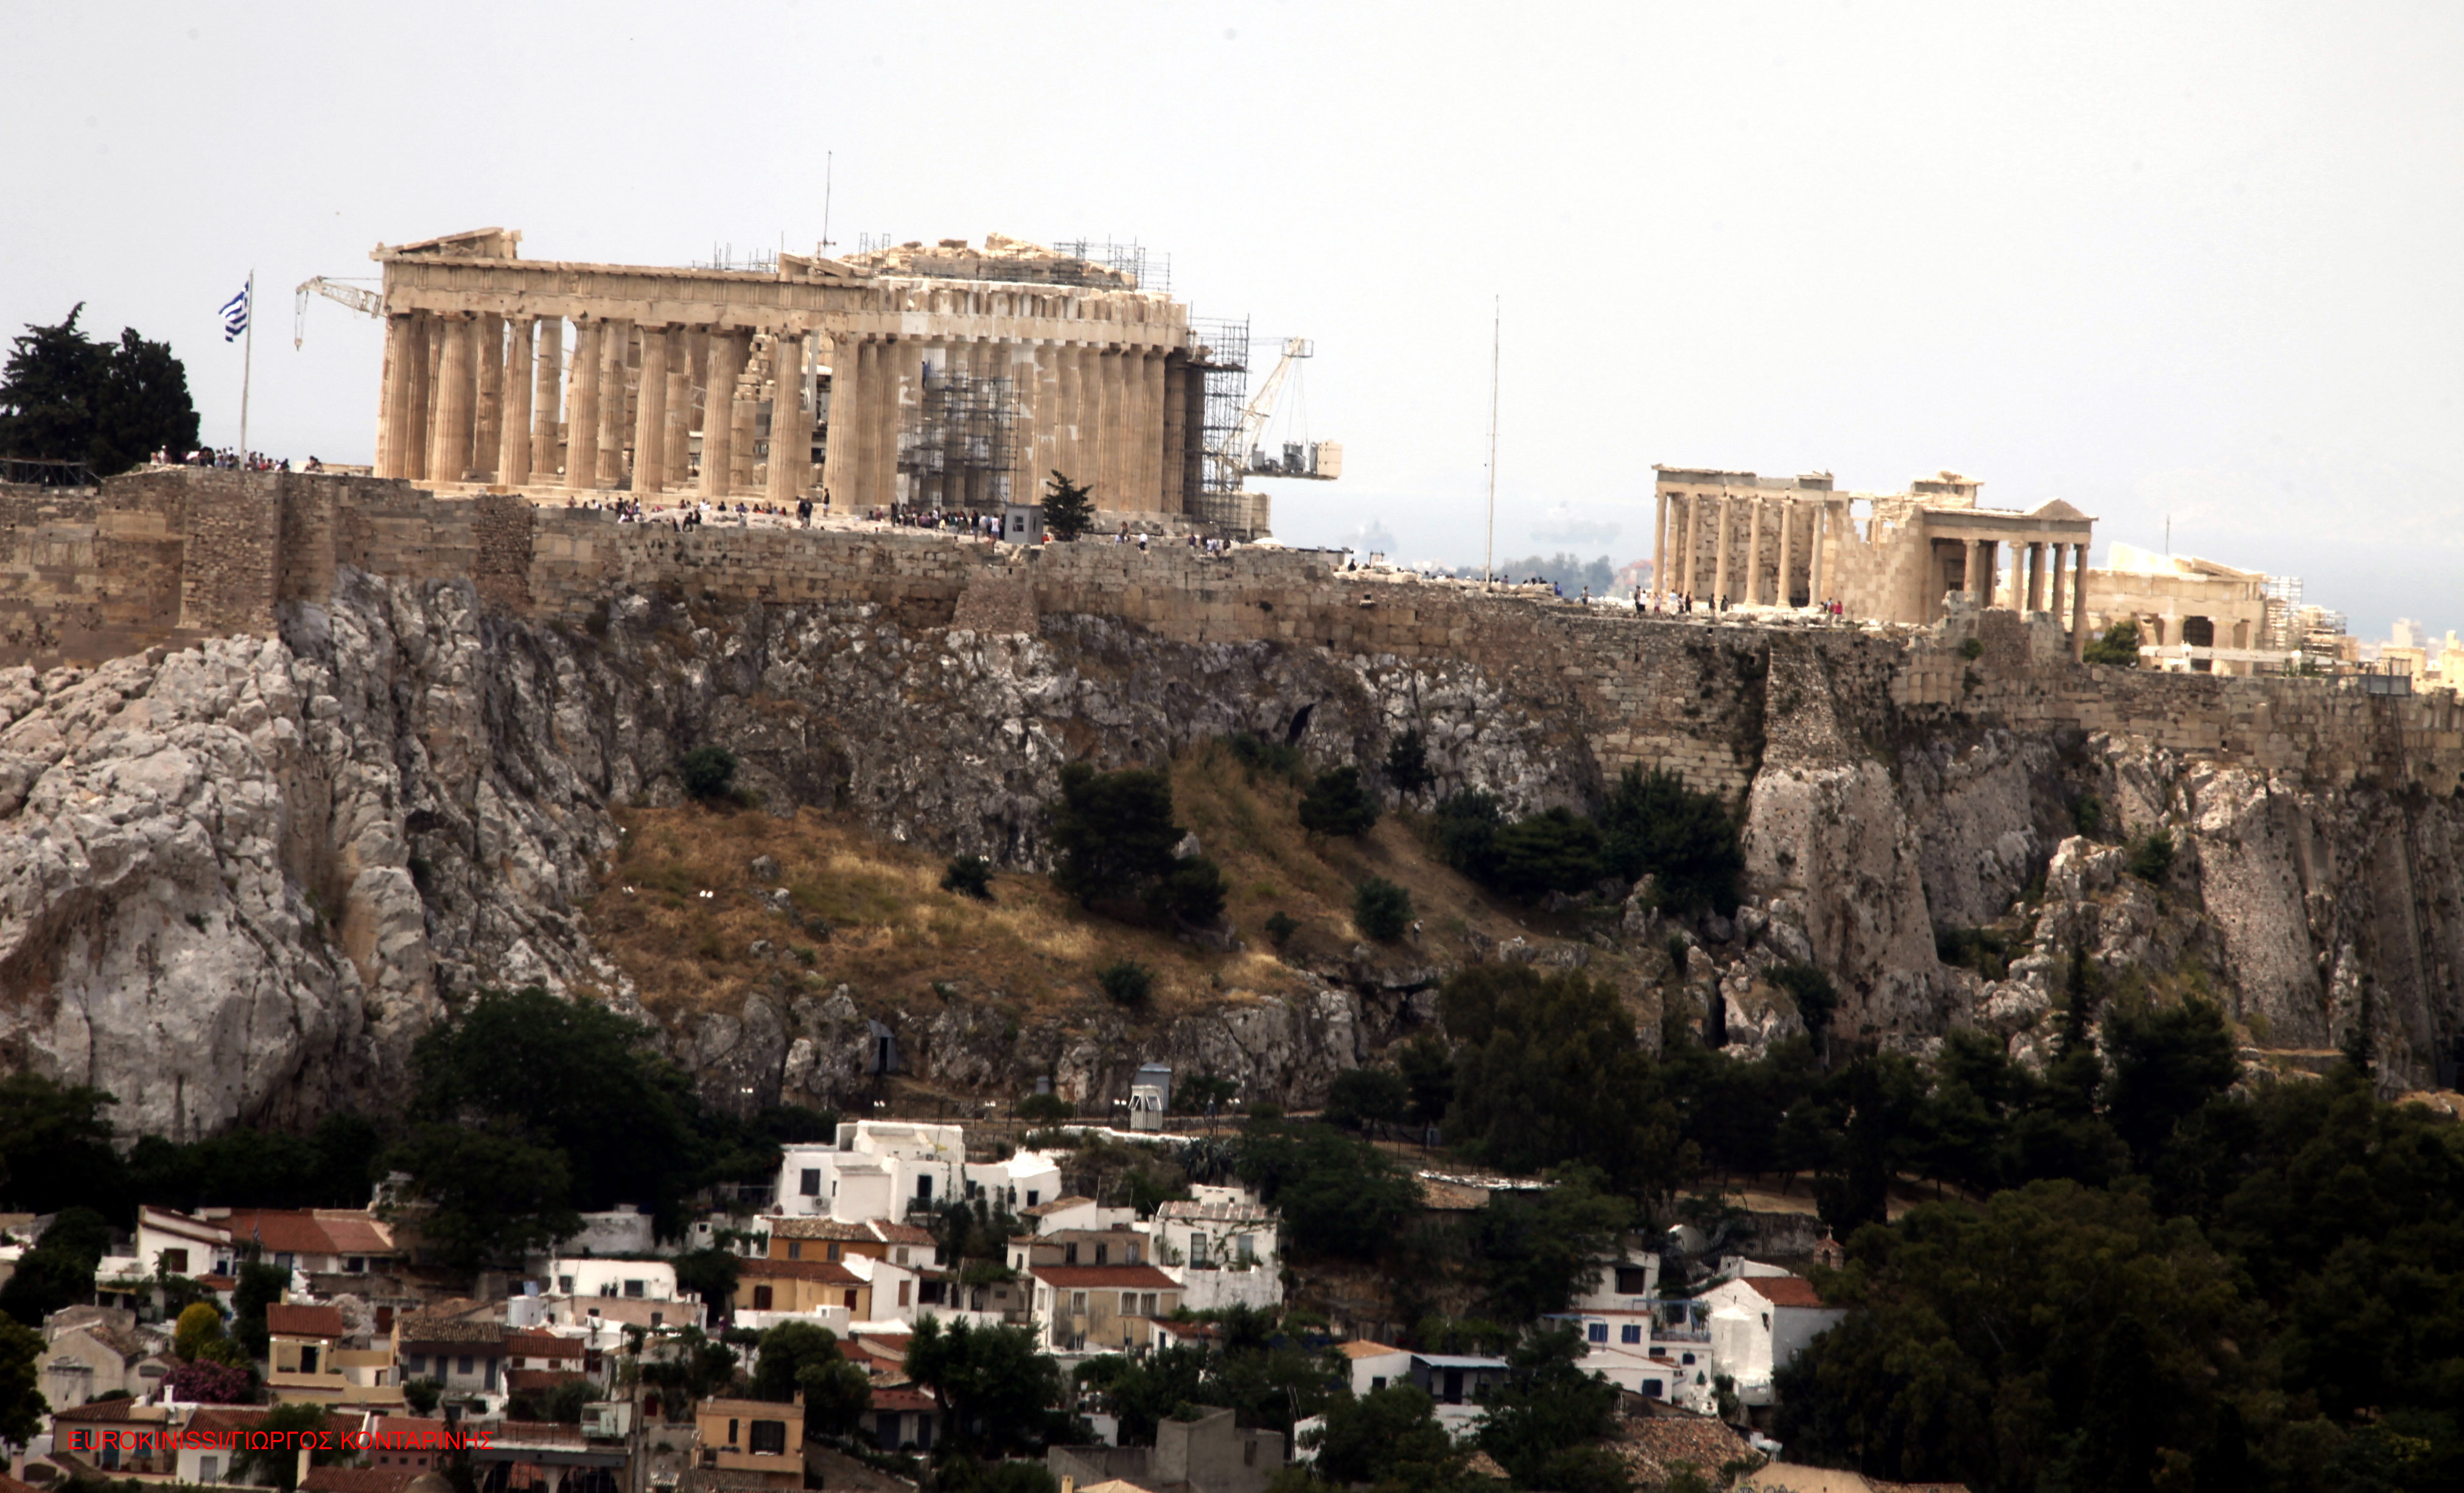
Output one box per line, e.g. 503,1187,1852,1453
293,276,383,349
1211,337,1310,479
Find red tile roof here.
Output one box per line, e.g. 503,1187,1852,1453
217,1209,394,1257
506,1332,581,1360
740,1258,863,1284
869,1389,936,1413
365,1416,460,1450
771,1218,875,1241
301,1468,420,1493
506,1369,589,1394
1743,1276,1830,1309
1030,1264,1178,1290
268,1303,352,1338
867,1221,936,1246
51,1401,148,1423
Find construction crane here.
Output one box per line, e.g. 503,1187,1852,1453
293,276,383,349
1213,336,1341,482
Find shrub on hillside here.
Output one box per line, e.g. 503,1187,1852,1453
1050,762,1221,924
1384,728,1436,795
942,855,995,900
2128,829,2176,884
1488,808,1605,900
1097,960,1154,1008
1354,876,1413,942
1599,766,1743,916
679,745,738,801
1299,764,1380,838
1433,789,1504,881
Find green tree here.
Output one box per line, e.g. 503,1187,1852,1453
2101,996,2238,1172
670,1248,742,1326
679,745,738,800
1325,1068,1410,1134
0,306,198,476
231,1258,290,1358
1486,808,1605,901
1431,790,1504,884
1384,728,1436,795
1096,960,1153,1008
1235,1122,1418,1260
1299,765,1380,838
387,1125,581,1271
1042,470,1096,541
173,1302,228,1362
942,854,996,899
1051,762,1183,907
1472,1167,1636,1323
1598,766,1744,916
1440,966,1689,1200
2083,619,2143,667
1148,853,1230,926
402,1377,443,1415
0,1073,126,1217
1077,1344,1211,1446
1311,1383,1466,1490
1476,1327,1626,1493
1805,1054,1929,1238
0,1207,111,1328
0,1317,46,1446
231,1404,341,1492
904,1316,1071,1456
1353,876,1412,941
752,1321,870,1437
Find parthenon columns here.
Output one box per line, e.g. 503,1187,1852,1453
768,330,809,503
2049,541,2070,625
2026,542,2046,613
665,330,693,491
632,325,670,496
565,320,601,492
1745,502,1765,605
498,315,534,487
1776,503,1794,606
2070,544,2090,661
704,331,747,499
532,320,562,482
1808,502,1828,605
474,313,504,482
427,315,475,483
378,314,416,479
1651,493,1668,601
1681,496,1702,597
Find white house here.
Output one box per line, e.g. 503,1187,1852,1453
1702,1274,1847,1407
1569,1249,1661,1313
772,1122,1065,1221
548,1257,684,1304
1336,1341,1413,1397
1153,1187,1282,1311
135,1207,237,1280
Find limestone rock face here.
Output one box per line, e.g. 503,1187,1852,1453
7,569,2464,1137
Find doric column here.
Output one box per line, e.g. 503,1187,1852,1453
1961,538,1982,602
1809,502,1828,607
1680,494,1701,596
378,314,415,479
1142,347,1166,508
704,331,746,499
565,319,601,492
843,337,873,507
1783,502,1804,608
1160,350,1187,515
1053,343,1082,494
2049,541,2069,624
499,316,534,487
632,324,670,495
2026,542,2046,612
1745,500,1765,605
403,314,433,482
769,330,809,503
429,314,476,483
1713,496,1733,604
1650,493,1668,601
2070,544,2091,660
474,313,505,482
598,318,631,490
730,352,758,497
665,330,693,491
533,318,563,482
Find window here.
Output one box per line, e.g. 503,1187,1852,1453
1094,1243,1108,1266
915,1175,933,1201
1065,1243,1079,1265
727,1419,740,1448
1615,1266,1650,1295
1587,1323,1608,1344
161,1248,190,1274
898,1281,911,1307
200,1457,220,1483
1124,1242,1139,1263
346,1257,366,1273
457,1355,475,1377
625,1279,646,1299
1642,1379,1664,1399
1370,1376,1386,1390
827,1244,841,1262
1680,1353,1695,1366
408,1354,427,1375
842,1290,857,1310
276,1252,296,1268
558,1276,574,1295
753,1286,774,1311
1070,1291,1088,1315
486,1359,500,1390
1245,1441,1259,1467
301,1345,321,1374
895,1248,909,1264
1141,1293,1159,1316
1236,1234,1255,1262
788,1242,803,1260
1024,1190,1038,1207
800,1169,822,1197
749,1421,787,1455
1620,1325,1642,1345
651,1312,664,1327
1191,1237,1209,1266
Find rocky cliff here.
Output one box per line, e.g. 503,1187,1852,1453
2,563,2457,1139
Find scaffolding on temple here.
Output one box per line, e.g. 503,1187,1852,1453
1183,317,1256,531
2262,574,2305,652
895,369,1023,511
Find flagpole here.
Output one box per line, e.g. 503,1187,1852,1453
1483,295,1499,590
239,270,254,464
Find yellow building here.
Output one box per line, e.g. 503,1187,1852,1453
693,1397,802,1489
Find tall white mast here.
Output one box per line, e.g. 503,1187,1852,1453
1483,296,1499,588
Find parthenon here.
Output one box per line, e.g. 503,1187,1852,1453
1651,466,2099,656
368,228,1262,529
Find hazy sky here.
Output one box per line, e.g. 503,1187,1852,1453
5,1,2457,637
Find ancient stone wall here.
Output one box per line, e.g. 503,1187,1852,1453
7,469,2462,801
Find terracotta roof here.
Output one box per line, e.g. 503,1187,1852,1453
867,1221,935,1246
1743,1276,1830,1309
186,1407,276,1441
268,1303,352,1338
51,1400,149,1423
303,1469,421,1493
1151,1319,1218,1341
506,1332,581,1359
868,1388,936,1413
507,1369,590,1394
366,1416,461,1449
770,1218,875,1241
740,1258,863,1284
489,1420,586,1446
1614,1414,1756,1488
1335,1340,1404,1359
1021,1196,1094,1217
217,1209,395,1256
1031,1264,1178,1290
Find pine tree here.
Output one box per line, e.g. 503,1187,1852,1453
0,306,198,476
1041,469,1094,541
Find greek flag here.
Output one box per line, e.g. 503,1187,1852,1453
219,282,250,342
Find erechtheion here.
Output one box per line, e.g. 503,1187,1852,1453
368,228,1266,531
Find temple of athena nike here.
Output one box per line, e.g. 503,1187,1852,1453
368,227,1267,532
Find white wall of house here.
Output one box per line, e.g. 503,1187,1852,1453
560,1206,657,1257
550,1258,682,1302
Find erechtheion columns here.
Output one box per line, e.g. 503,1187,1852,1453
368,227,1220,521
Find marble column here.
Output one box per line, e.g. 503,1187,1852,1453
704,331,746,499
2049,541,2069,625
474,313,505,481
565,320,601,492
533,318,563,482
1713,497,1733,604
1776,502,1794,606
1745,500,1765,605
599,319,631,490
769,331,808,502
1054,343,1082,495
429,315,475,483
2027,542,2046,613
404,314,432,482
1680,494,1701,597
1143,348,1166,509
379,314,416,479
1651,493,1668,602
2070,544,2090,661
632,325,669,495
730,361,758,498
849,338,878,508
666,330,693,491
499,315,534,487
1809,502,1828,607
1962,538,1982,602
